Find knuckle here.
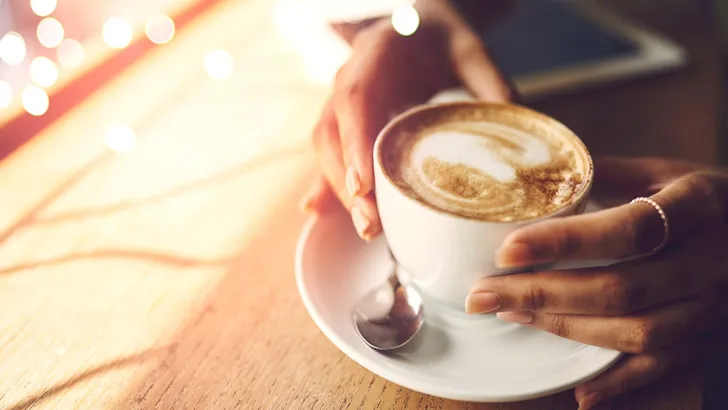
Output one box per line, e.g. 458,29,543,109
640,355,660,374
600,273,642,315
339,81,367,105
684,172,724,223
312,117,336,149
624,320,657,354
525,286,547,311
546,314,571,338
684,172,718,199
331,86,355,120
553,226,581,258
618,211,645,255
615,356,659,394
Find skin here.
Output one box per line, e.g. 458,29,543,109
469,158,728,408
301,1,728,408
301,0,513,239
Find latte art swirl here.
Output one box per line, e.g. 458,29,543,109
380,106,590,222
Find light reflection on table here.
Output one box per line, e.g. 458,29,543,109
0,0,342,407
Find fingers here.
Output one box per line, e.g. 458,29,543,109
350,194,381,241
333,29,407,200
467,262,694,316
311,99,383,239
496,171,728,268
452,33,514,103
469,225,728,315
496,298,713,354
574,338,700,409
495,201,665,267
333,74,382,199
664,171,728,229
298,175,337,215
312,100,353,210
311,25,422,239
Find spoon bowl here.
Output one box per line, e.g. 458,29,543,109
353,254,424,351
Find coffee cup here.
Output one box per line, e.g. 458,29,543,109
373,101,593,311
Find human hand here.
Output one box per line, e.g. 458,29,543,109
300,10,513,240
464,157,728,409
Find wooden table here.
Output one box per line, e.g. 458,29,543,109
0,0,719,409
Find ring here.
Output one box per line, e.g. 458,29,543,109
630,197,670,253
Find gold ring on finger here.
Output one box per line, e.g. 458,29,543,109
630,196,670,253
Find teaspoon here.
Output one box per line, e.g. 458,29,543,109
352,252,424,351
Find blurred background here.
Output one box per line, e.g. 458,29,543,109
0,0,193,108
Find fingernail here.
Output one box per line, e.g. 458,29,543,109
578,392,603,410
465,292,502,314
496,311,532,324
346,166,362,197
351,207,371,239
495,242,538,268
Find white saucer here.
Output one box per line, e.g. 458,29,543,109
295,202,622,403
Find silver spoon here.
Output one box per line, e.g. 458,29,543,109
353,251,424,351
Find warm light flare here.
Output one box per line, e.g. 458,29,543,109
22,86,50,116
105,125,137,153
29,56,59,88
57,38,85,68
0,81,12,110
30,0,58,17
391,4,419,36
204,50,234,80
0,32,27,65
37,17,65,48
272,0,351,85
103,18,133,49
145,14,175,45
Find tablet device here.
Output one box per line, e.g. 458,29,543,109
472,0,687,100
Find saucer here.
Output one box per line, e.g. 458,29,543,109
295,202,622,402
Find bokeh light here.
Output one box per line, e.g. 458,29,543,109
105,125,136,153
0,81,12,110
204,50,234,80
22,86,50,116
391,4,419,36
37,17,65,48
57,38,85,68
103,18,133,49
0,32,27,65
29,56,59,88
30,0,58,17
145,14,175,45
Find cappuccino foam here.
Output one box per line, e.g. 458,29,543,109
379,104,590,222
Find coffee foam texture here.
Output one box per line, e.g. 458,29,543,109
381,105,589,222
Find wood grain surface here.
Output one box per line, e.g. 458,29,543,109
0,0,719,409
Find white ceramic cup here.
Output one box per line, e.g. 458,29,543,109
373,101,594,311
